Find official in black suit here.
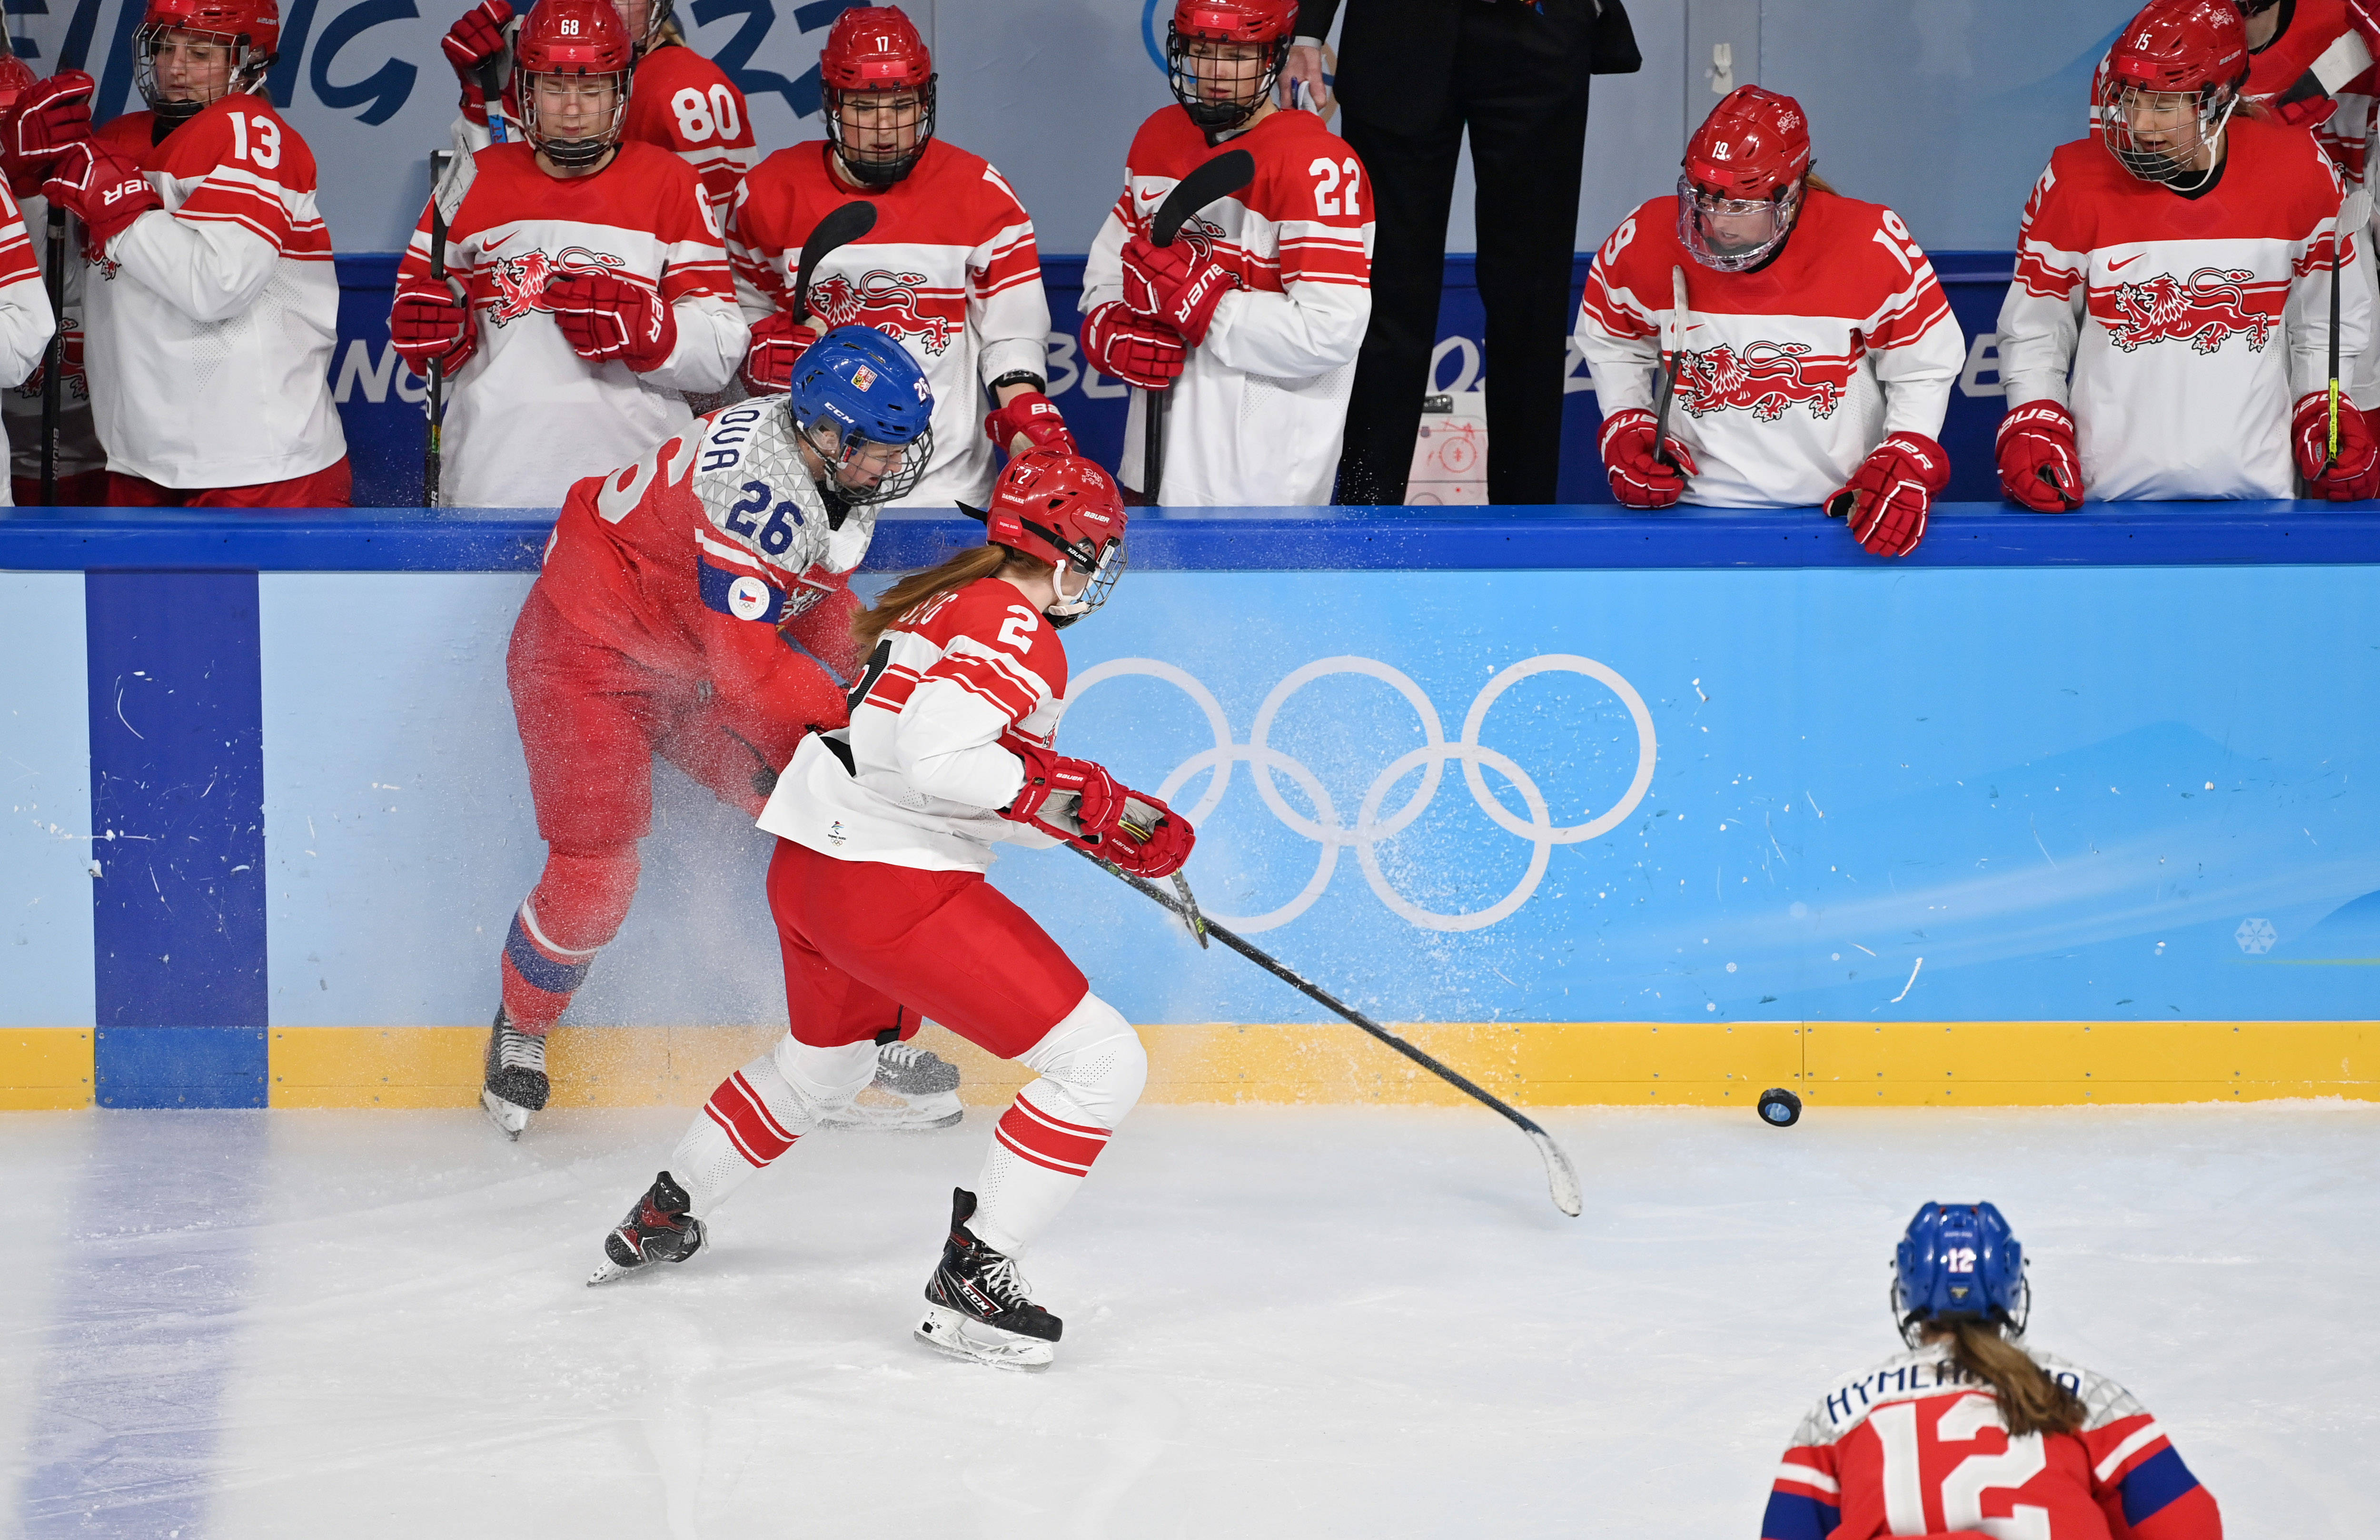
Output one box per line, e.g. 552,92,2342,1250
1290,0,1637,504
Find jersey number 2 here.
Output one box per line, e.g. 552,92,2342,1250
1871,1399,2051,1540
1309,156,1362,217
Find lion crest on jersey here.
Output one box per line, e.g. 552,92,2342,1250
488,246,629,326
804,269,959,355
1674,341,1847,421
2104,267,2275,355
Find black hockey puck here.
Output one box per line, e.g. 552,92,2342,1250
1757,1087,1802,1127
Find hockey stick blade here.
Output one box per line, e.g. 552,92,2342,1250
1153,148,1255,247
793,200,879,324
1074,848,1583,1217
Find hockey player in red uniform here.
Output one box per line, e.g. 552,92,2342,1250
477,326,934,1138
2003,0,2376,506
0,58,69,505
589,450,1194,1373
1574,88,1964,556
728,6,1066,512
1080,0,1373,506
439,0,757,225
1760,1203,2222,1540
389,0,747,509
9,0,349,506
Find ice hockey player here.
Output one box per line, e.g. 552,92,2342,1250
2002,0,2374,506
0,57,69,504
439,0,757,225
1079,0,1373,506
9,1,348,506
591,449,1194,1374
479,325,933,1139
388,0,748,509
1760,1202,2222,1540
728,5,1067,511
1574,87,1964,556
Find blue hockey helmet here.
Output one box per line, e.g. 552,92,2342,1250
1894,1201,2028,1338
786,325,935,506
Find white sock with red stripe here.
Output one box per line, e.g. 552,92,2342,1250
971,993,1147,1256
671,1037,877,1216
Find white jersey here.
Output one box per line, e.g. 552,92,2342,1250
82,97,345,489
1082,103,1373,506
0,182,62,503
759,575,1067,874
2000,119,2370,501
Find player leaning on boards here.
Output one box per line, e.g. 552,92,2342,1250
1574,86,1964,557
728,6,1071,511
388,0,748,509
1760,1203,2221,1540
1999,0,2376,508
6,0,349,507
440,0,757,226
594,451,1196,1374
474,327,933,1139
1080,0,1373,506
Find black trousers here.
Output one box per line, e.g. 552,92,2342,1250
1335,4,1592,505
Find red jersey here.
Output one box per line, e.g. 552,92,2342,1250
727,138,1051,509
0,183,71,500
1997,120,2363,501
1081,104,1373,505
1574,187,1963,507
619,43,759,226
1763,1340,2220,1540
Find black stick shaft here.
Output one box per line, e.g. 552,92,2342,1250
425,152,452,507
40,207,63,506
2330,206,2346,468
1141,386,1166,502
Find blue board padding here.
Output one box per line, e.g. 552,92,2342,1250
84,573,269,1060
92,1027,268,1108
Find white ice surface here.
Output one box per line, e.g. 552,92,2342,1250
2,1104,2374,1538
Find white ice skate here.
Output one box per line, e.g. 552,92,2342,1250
912,1187,1060,1371
820,1041,964,1131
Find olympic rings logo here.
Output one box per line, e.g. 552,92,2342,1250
1066,655,1657,935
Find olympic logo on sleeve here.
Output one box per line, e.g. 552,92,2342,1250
1065,654,1657,934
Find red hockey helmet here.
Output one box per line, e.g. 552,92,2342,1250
0,53,34,112
513,0,634,170
1168,0,1295,133
967,450,1128,625
1677,87,1814,273
2099,0,2248,184
820,5,935,188
133,0,278,125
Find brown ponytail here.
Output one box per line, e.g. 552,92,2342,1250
1941,1320,2085,1439
851,545,1015,652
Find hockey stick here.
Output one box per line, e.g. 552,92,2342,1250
791,199,878,325
1140,148,1255,502
39,206,62,506
424,149,456,508
2329,189,2370,466
478,55,508,144
1650,265,1688,472
1072,847,1584,1218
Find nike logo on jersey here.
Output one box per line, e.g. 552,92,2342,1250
2105,251,2145,272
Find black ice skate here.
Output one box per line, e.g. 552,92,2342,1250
820,1040,965,1132
913,1187,1061,1371
587,1170,708,1286
480,1007,549,1140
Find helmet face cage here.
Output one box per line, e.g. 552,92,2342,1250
1166,24,1287,132
2099,72,2238,185
517,61,632,168
1034,526,1125,626
795,413,932,507
135,22,268,123
823,77,938,188
612,0,672,55
1677,171,1805,273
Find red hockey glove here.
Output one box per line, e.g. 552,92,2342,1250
1994,400,2084,511
442,0,513,125
1001,735,1126,841
1080,301,1184,389
1598,407,1697,508
1119,234,1241,345
1826,431,1950,557
984,390,1076,455
4,70,94,178
390,275,476,375
741,307,818,395
43,139,159,259
1104,791,1195,880
546,270,678,372
2294,390,2380,499
2272,92,2336,129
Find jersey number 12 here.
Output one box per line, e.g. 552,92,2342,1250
1870,1397,2051,1540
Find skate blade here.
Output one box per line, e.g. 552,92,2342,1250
819,1090,964,1133
913,1305,1054,1372
481,1089,530,1140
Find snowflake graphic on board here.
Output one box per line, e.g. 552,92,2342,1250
2234,918,2278,955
